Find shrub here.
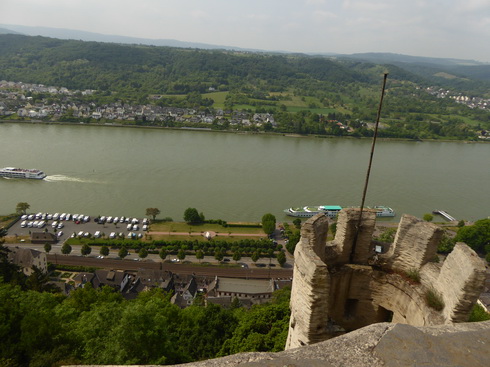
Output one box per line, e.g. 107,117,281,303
405,268,421,283
468,303,490,322
425,288,445,311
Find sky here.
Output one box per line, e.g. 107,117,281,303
1,0,490,62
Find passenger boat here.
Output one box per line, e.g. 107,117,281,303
0,167,47,179
284,205,395,218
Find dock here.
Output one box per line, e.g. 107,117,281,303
432,210,456,222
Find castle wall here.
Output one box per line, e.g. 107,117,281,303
329,208,376,265
286,209,487,350
286,215,331,349
383,214,443,273
435,243,487,322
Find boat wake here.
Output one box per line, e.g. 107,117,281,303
44,175,100,184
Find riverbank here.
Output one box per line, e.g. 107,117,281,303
2,118,487,144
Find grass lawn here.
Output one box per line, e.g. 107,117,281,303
148,234,263,242
3,235,30,244
149,221,264,234
205,91,228,107
0,214,19,229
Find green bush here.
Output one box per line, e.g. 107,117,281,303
468,303,490,322
405,268,421,283
425,288,445,311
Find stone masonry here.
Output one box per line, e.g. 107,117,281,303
286,208,487,349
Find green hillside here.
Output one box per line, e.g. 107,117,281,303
1,34,489,139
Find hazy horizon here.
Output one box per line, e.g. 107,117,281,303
1,0,489,63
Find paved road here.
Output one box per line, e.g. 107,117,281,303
47,254,293,279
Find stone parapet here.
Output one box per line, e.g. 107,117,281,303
383,214,443,273
286,215,331,349
286,209,487,349
436,243,487,322
329,208,376,265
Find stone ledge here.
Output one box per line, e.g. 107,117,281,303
65,321,490,367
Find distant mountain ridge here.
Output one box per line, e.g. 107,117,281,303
339,52,487,67
1,23,486,67
0,23,264,52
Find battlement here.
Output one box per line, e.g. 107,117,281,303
286,209,486,349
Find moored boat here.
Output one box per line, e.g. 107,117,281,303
284,205,395,218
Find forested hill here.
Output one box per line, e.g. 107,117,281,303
0,33,427,94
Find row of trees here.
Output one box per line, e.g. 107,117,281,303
59,239,287,266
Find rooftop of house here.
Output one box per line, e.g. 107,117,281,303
217,277,275,295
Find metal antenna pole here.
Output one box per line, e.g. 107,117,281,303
350,73,388,264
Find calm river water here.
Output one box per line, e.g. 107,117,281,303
1,122,489,223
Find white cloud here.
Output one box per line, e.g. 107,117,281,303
191,10,208,20
312,10,338,21
306,0,326,4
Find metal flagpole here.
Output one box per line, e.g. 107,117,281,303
350,73,388,264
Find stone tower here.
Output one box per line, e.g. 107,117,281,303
286,209,486,349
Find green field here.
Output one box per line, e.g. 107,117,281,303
204,91,228,107
149,221,263,234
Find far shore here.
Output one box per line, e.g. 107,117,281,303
1,119,487,144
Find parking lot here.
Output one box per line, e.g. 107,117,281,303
11,212,149,243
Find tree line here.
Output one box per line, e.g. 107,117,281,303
0,243,291,366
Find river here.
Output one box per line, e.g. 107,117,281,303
0,122,488,223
